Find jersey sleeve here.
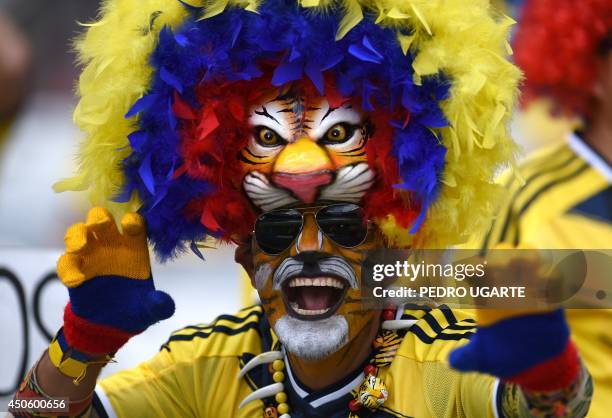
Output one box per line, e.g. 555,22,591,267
96,348,196,418
93,306,266,418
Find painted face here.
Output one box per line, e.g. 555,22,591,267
250,204,384,359
240,91,376,211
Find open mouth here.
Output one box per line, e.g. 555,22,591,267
282,276,348,320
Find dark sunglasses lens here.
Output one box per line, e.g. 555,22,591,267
255,210,302,254
316,204,367,247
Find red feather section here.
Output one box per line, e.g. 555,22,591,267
172,92,196,120
176,75,277,242
513,0,612,118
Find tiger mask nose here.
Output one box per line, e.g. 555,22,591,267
271,137,333,203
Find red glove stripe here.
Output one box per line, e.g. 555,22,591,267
505,340,580,392
63,303,134,355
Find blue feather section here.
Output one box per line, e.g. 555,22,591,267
120,0,451,259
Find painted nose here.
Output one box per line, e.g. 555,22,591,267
272,137,333,203
295,213,321,253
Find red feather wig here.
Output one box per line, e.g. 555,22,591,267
513,0,612,118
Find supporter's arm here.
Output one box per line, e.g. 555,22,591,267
9,208,175,417
451,309,592,417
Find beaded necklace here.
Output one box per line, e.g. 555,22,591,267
238,307,417,418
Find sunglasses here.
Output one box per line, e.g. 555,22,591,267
254,203,369,255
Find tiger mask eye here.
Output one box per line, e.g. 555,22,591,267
255,126,285,147
321,123,358,144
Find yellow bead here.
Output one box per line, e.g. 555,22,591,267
275,392,287,403
277,403,290,414
272,359,285,371
272,371,285,383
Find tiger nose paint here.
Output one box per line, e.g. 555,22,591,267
271,171,333,203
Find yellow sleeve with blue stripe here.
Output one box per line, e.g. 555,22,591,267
482,142,610,249
97,306,266,418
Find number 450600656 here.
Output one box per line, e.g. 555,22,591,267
8,397,68,414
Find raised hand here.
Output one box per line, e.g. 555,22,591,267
448,246,579,393
449,309,578,392
57,207,175,355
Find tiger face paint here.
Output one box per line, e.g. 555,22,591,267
240,91,376,211
251,204,384,360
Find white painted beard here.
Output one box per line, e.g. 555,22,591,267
273,314,349,361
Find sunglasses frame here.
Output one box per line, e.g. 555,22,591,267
253,203,371,255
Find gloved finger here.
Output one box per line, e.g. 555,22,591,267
121,212,147,240
86,207,119,241
448,341,483,373
64,223,91,255
144,290,175,323
57,253,85,288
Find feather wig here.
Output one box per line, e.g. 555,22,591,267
56,0,520,259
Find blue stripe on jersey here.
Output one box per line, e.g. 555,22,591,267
569,185,612,224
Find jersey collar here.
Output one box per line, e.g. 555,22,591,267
284,350,367,410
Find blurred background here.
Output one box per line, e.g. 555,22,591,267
0,0,600,411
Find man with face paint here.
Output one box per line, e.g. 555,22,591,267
240,91,381,384
10,1,594,417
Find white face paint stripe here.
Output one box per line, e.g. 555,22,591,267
249,101,295,141
296,231,302,254
319,163,375,203
271,256,358,290
272,258,305,289
310,104,361,140
248,99,362,144
254,263,273,290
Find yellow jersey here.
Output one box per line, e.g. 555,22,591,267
482,133,612,418
94,305,503,418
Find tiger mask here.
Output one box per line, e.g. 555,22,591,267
240,89,376,211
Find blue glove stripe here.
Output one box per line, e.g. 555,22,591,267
449,309,569,377
68,275,171,333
